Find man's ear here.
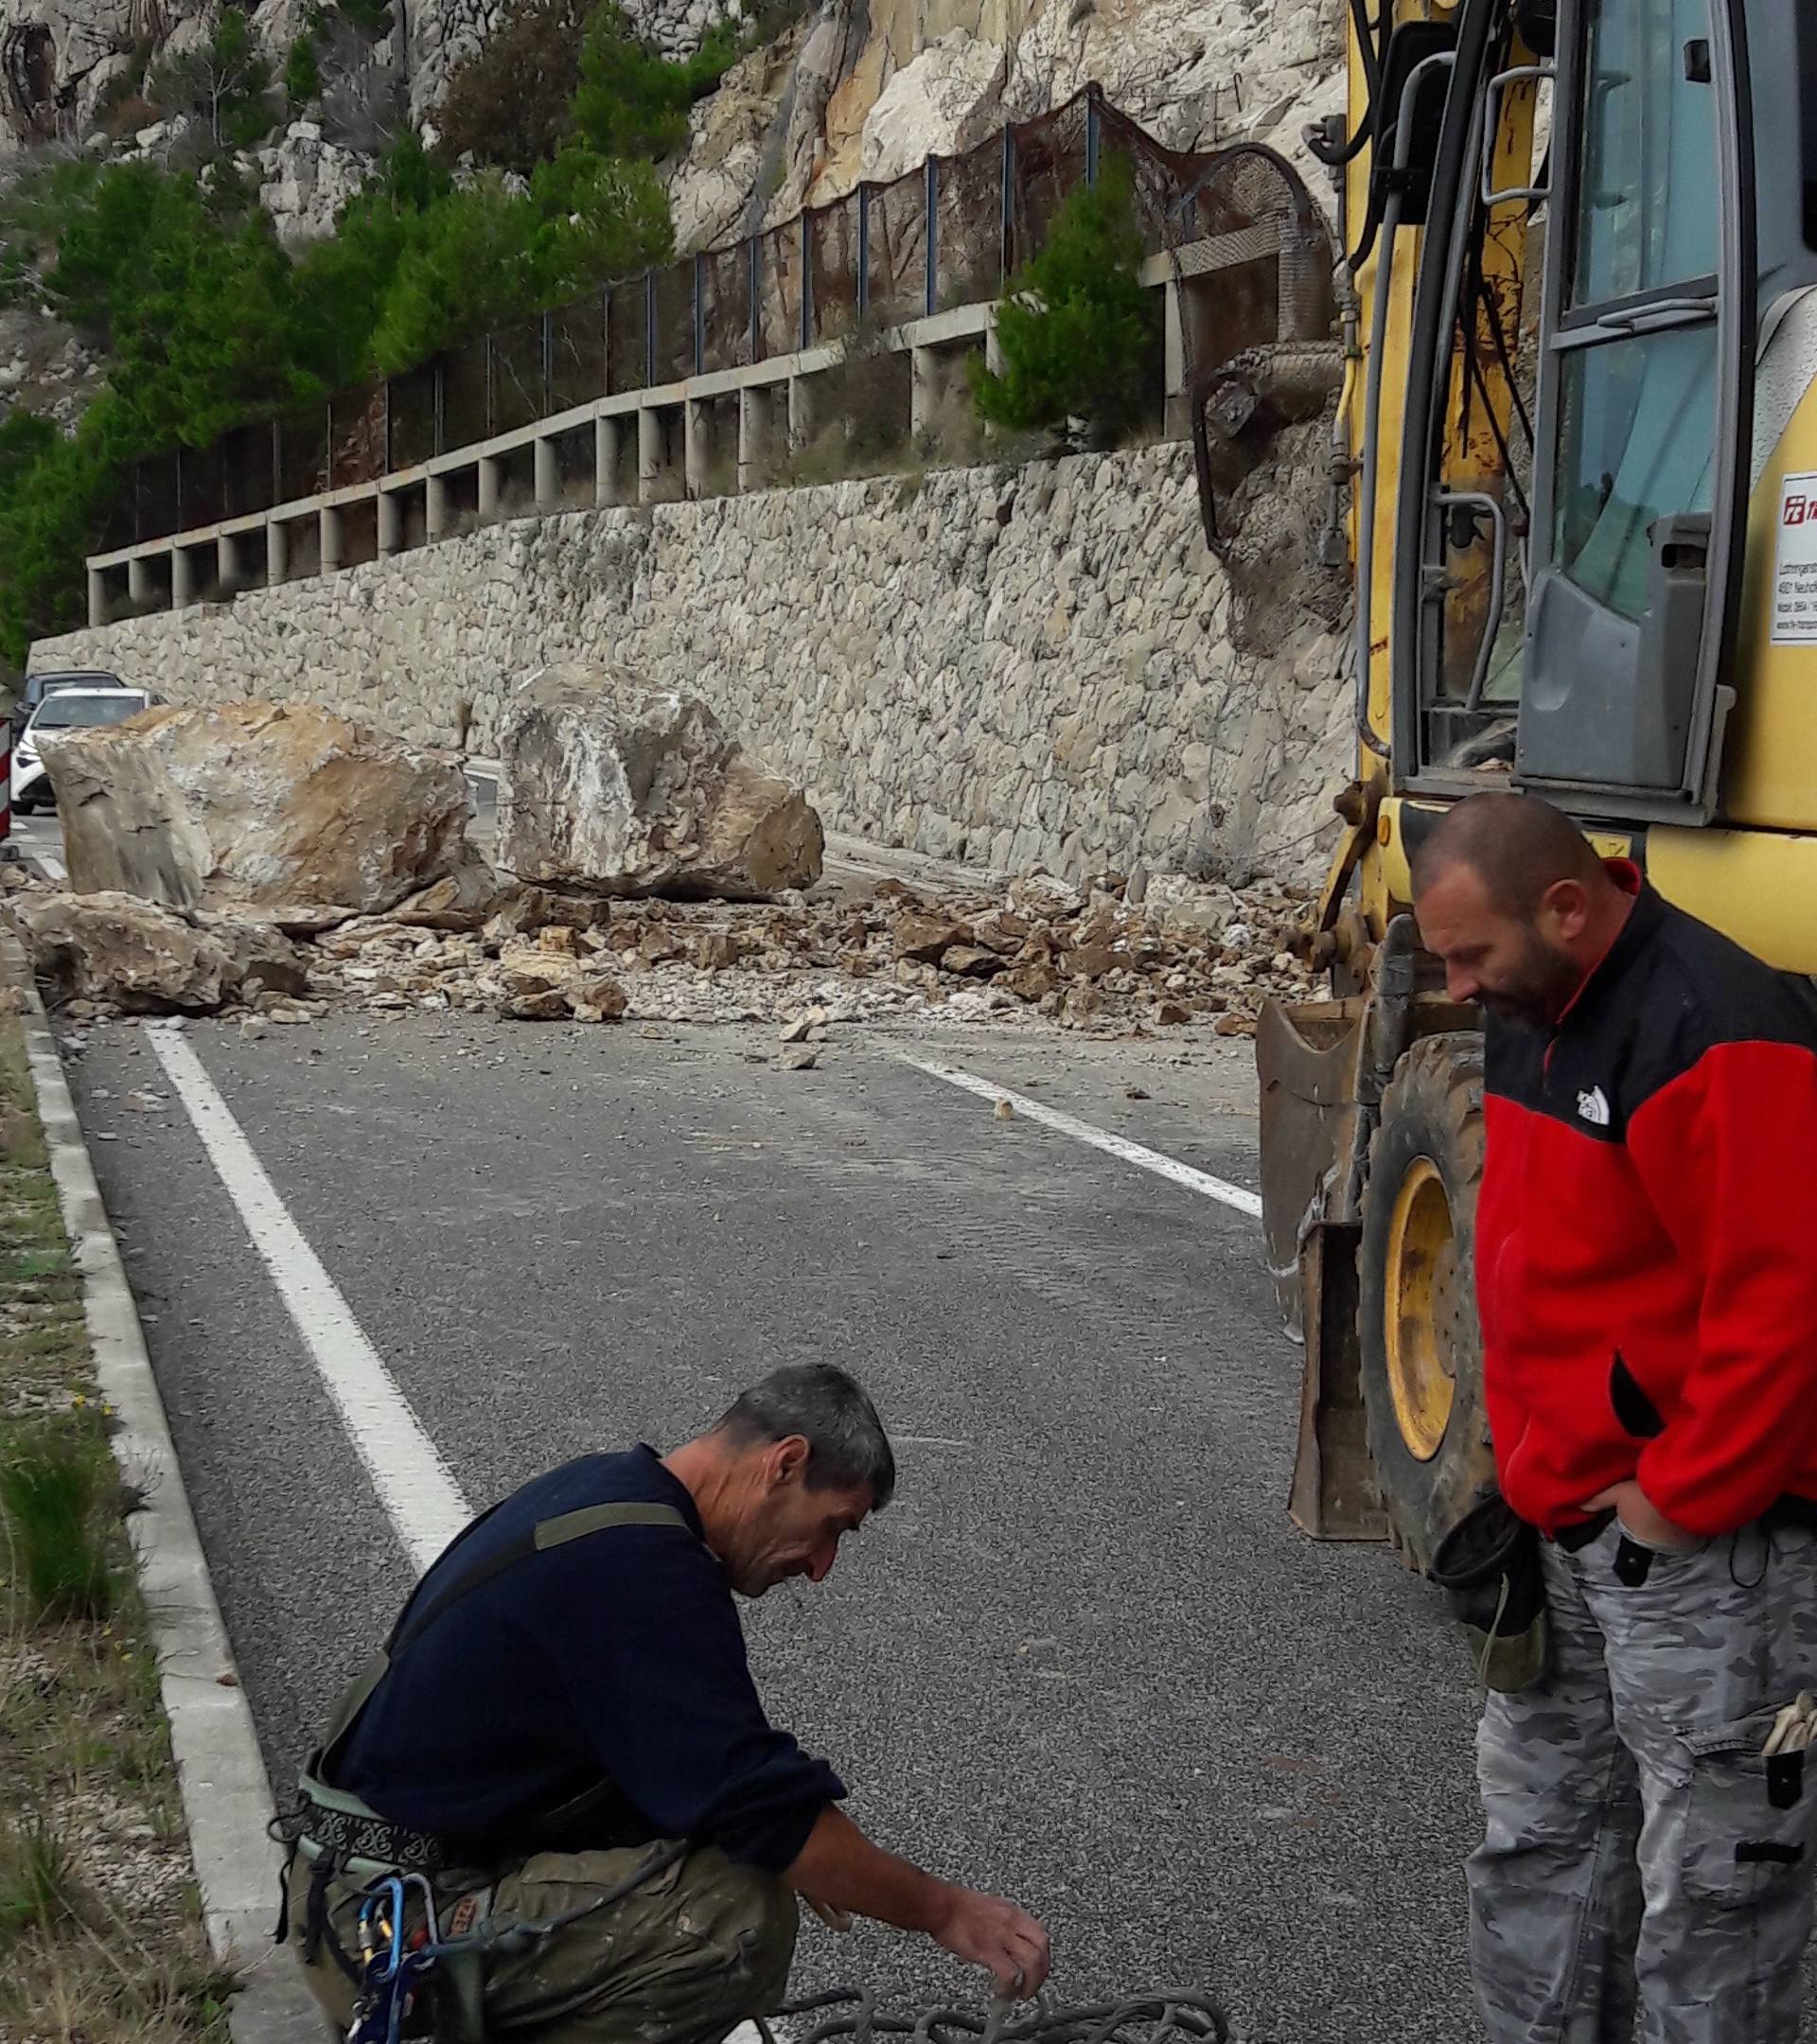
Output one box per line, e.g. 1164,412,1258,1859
1541,876,1590,937
768,1436,811,1489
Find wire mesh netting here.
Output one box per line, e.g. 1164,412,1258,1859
753,221,800,361
1008,95,1090,274
178,443,224,530
329,381,386,489
1165,140,1336,380
493,314,548,434
389,361,440,468
866,165,929,328
97,472,136,555
276,410,326,505
933,141,1004,310
442,336,490,449
220,423,274,520
699,243,753,374
809,192,860,345
109,89,1336,551
607,277,649,395
1102,105,1194,254
653,262,694,384
551,293,609,412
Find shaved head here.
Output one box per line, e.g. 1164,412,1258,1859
1411,793,1633,1027
1410,792,1605,916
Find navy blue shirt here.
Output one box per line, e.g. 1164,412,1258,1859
335,1448,844,1870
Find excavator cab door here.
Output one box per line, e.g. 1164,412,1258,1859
1388,0,1755,820
1515,0,1754,818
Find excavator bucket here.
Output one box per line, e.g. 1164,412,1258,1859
1256,996,1387,1541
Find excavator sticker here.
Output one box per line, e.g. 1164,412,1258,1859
1772,472,1817,645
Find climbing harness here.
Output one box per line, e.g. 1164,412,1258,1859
274,1497,696,2041
338,1838,691,2042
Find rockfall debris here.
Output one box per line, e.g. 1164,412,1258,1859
43,701,473,930
496,667,825,902
12,890,309,1016
7,860,1314,1036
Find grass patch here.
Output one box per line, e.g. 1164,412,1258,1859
0,1013,235,2039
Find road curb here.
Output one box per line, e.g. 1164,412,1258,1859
2,939,328,2042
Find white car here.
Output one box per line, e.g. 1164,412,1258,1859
13,687,152,812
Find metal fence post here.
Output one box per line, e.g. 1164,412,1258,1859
644,270,657,387
692,253,706,376
382,378,393,475
925,156,941,317
1085,85,1102,185
1000,127,1015,285
856,185,871,323
433,356,446,458
541,309,554,417
748,237,762,362
799,211,813,351
485,335,496,438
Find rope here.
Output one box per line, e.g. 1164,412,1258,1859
757,1988,1231,2044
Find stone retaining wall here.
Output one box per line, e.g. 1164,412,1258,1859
36,442,1351,885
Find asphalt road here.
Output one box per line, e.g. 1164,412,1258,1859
55,997,1484,2044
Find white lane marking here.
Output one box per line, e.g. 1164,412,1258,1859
149,1027,470,1571
896,1052,1263,1220
36,853,65,881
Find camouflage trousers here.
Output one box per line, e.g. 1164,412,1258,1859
294,1840,799,2043
1468,1513,1817,2044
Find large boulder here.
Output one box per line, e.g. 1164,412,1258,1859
42,701,472,931
497,669,824,902
11,891,309,1014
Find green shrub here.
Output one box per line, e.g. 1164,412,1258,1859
0,1420,116,1622
528,145,671,298
285,11,325,106
0,422,114,668
570,2,741,162
367,150,669,370
970,155,1158,444
289,132,453,386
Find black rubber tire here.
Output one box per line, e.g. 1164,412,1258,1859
1356,1031,1495,1571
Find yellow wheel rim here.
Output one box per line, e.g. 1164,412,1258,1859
1383,1157,1459,1463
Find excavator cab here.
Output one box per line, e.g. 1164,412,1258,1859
1260,0,1817,1567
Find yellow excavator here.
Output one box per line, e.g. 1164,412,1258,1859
1259,0,1817,1565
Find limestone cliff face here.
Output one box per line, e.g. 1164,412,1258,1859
666,0,1345,256
2,0,1342,259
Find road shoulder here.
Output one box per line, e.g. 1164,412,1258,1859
6,938,326,2042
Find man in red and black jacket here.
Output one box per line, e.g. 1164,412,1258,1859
1413,791,1817,2044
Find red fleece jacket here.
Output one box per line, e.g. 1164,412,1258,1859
1476,867,1817,1538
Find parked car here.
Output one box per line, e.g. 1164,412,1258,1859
13,687,153,812
11,669,131,744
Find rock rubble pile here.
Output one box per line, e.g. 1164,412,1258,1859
9,861,1314,1038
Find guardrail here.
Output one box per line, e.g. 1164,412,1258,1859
82,89,1332,626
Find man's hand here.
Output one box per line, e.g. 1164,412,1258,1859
784,1807,1050,1996
929,1887,1050,1998
1582,1479,1702,1552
